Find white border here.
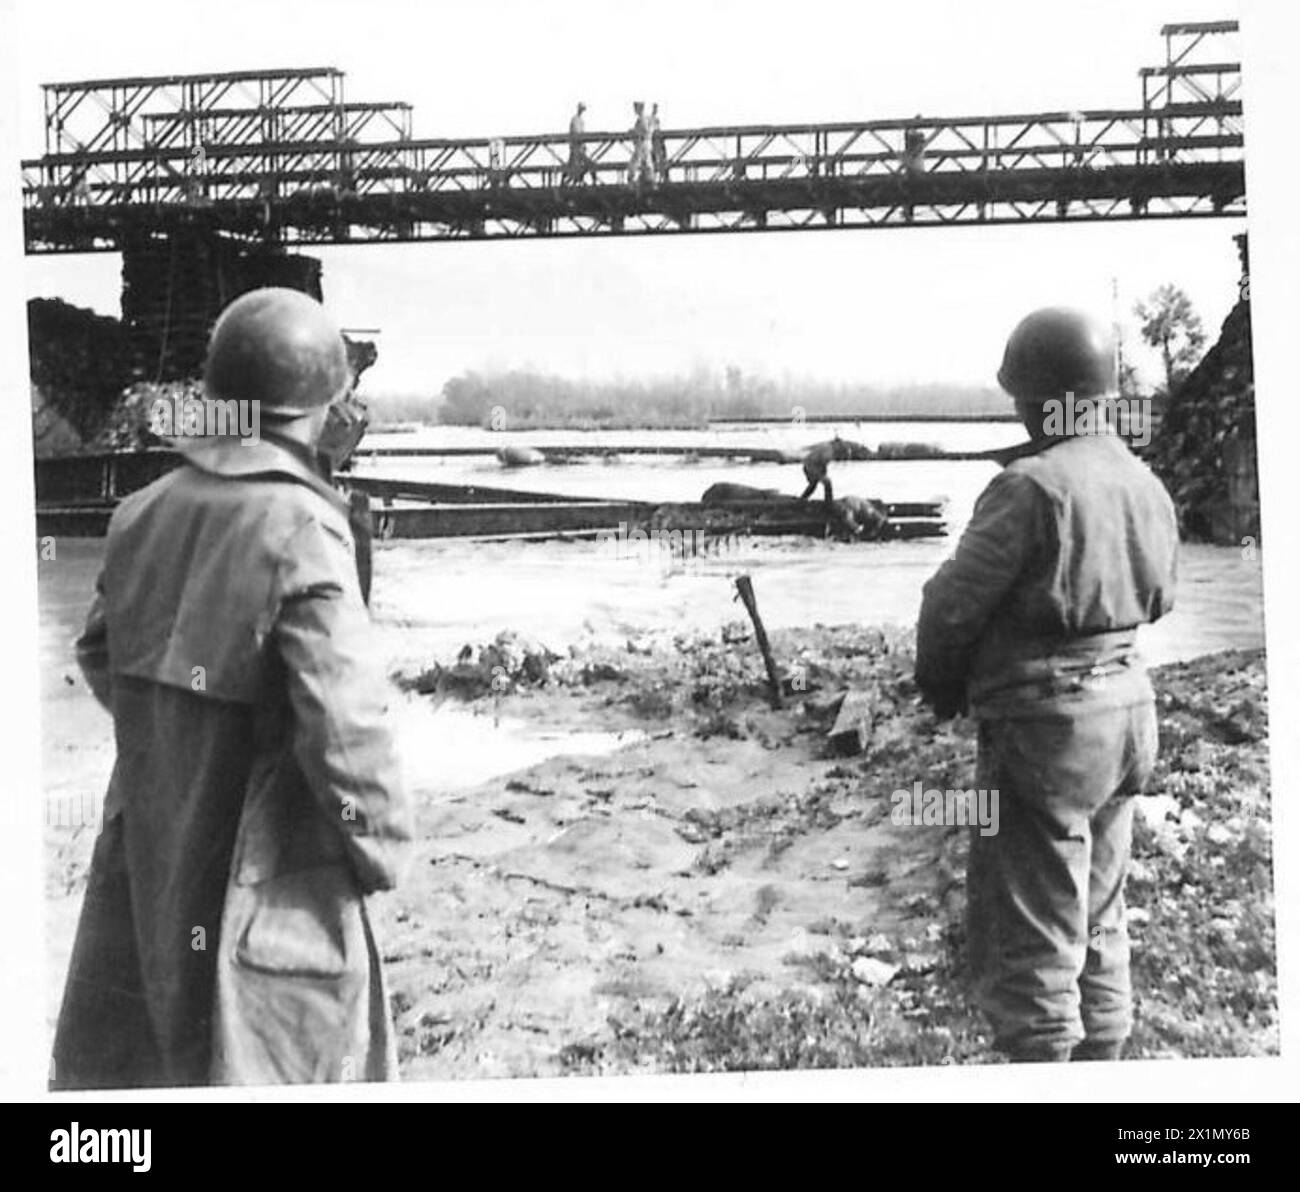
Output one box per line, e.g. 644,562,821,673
2,0,1296,1103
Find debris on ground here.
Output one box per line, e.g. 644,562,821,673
376,630,1274,1076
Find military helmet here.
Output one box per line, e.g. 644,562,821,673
204,287,351,418
997,307,1117,404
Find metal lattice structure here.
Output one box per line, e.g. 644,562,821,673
1142,21,1243,118
21,21,1245,253
140,103,412,151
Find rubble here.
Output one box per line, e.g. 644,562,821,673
1146,233,1258,543
399,631,564,699
27,298,142,445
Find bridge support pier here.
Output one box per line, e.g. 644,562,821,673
120,229,324,380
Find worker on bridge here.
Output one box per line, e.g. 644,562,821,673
649,102,667,183
628,101,655,188
903,117,928,175
52,288,411,1088
915,307,1178,1064
564,102,596,184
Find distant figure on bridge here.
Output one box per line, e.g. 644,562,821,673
564,102,596,185
628,101,655,188
185,141,208,202
798,435,853,503
650,102,667,182
1067,111,1088,169
903,118,928,176
488,137,508,188
67,165,91,205
902,115,927,223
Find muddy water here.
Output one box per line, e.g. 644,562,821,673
40,523,1265,811
358,420,1265,673
369,535,1263,676
43,418,1257,791
357,419,1008,511
37,523,1263,909
392,696,647,791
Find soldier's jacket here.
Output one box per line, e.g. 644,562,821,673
54,435,411,1088
915,433,1178,719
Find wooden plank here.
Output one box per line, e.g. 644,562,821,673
36,500,946,541
734,576,783,709
707,414,1020,424
35,472,947,540
36,506,114,537
373,501,648,539
829,689,875,752
884,518,949,540
883,500,947,518
348,474,613,506
34,450,179,505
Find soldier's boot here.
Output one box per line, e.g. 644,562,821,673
1071,1038,1125,1062
1005,1041,1075,1064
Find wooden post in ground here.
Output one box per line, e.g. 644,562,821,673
734,574,784,709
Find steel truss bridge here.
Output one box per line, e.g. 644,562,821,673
20,20,1244,253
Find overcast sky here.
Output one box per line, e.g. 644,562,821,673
16,0,1247,396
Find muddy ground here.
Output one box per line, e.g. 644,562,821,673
379,631,1274,1078
40,536,1275,1079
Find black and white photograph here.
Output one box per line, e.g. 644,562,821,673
2,0,1297,1124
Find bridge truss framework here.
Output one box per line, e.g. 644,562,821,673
20,21,1245,253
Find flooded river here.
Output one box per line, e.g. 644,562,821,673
38,419,1266,810
352,419,1266,671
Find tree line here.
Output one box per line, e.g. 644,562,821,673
369,366,1010,429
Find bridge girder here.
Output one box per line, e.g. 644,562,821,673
22,157,1246,254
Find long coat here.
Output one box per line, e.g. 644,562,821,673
51,436,411,1089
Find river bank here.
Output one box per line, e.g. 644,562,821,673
38,534,1272,1077
375,630,1273,1077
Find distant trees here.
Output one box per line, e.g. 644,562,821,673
1134,284,1206,393
439,372,498,425
426,366,1009,428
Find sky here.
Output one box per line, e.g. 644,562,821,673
14,0,1249,396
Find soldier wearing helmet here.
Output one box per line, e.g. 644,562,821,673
52,287,412,1088
915,306,1178,1063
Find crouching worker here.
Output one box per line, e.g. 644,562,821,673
830,494,889,542
52,288,412,1088
914,308,1177,1063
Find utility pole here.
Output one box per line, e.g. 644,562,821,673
1112,276,1127,395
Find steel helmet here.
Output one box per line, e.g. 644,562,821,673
997,307,1117,403
204,287,351,418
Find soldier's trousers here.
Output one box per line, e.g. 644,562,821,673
965,701,1158,1061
